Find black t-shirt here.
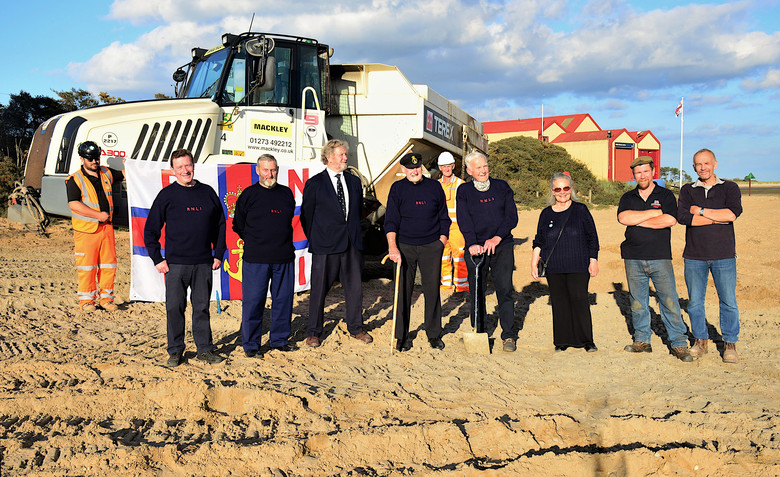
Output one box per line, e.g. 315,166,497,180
65,167,124,213
617,182,676,260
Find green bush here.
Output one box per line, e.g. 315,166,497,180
487,136,631,208
0,156,24,214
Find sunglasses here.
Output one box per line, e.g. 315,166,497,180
84,157,100,162
553,186,571,193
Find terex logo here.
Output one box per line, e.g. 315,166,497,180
426,111,433,131
432,116,454,141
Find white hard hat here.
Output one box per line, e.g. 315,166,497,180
437,151,455,166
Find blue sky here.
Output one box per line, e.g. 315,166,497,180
3,0,779,180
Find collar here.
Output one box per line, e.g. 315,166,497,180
691,176,724,188
326,167,344,179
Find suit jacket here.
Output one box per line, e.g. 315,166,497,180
301,169,364,254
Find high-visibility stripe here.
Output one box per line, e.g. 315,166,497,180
69,167,114,233
77,265,98,271
99,263,118,269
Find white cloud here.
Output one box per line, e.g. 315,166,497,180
741,68,780,90
73,0,779,106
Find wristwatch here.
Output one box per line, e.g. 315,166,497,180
699,208,705,216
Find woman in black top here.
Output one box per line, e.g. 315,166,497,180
531,173,600,352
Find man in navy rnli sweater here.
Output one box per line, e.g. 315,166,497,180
144,149,227,367
456,151,519,352
385,152,451,351
232,154,296,357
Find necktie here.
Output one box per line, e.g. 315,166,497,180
336,173,346,219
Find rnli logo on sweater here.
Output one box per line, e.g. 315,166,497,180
479,197,495,203
415,200,427,205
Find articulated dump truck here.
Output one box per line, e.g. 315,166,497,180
24,32,487,243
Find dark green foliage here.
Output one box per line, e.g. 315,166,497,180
0,156,24,213
487,136,631,208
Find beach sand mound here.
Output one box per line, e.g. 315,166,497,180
0,195,778,475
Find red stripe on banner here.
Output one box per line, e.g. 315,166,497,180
298,255,307,286
161,169,175,189
292,214,306,243
220,164,256,300
131,215,147,249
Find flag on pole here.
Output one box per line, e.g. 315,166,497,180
675,99,683,117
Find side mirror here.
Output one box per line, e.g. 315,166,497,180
256,56,276,92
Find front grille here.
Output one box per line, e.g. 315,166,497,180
131,118,212,162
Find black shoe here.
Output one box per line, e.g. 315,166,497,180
165,352,183,367
584,343,598,353
555,346,568,352
196,350,226,364
396,339,412,352
429,337,445,350
245,350,262,358
271,343,298,352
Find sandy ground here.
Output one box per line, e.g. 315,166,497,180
0,194,778,476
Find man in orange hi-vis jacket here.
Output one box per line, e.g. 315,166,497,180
437,152,469,293
66,141,123,312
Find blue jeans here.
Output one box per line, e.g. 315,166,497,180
624,259,688,349
684,257,739,343
242,261,294,350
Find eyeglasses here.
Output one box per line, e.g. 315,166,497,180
84,157,100,162
553,186,571,193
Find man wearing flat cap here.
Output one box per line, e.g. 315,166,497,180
617,155,693,362
386,152,451,351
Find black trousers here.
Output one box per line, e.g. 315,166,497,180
165,263,214,355
396,240,445,341
307,243,365,337
546,272,594,347
465,242,516,340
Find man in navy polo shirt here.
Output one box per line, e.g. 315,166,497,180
677,148,742,363
618,156,692,362
385,152,450,351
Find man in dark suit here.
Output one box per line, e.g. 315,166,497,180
300,139,373,347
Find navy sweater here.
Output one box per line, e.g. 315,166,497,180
232,183,295,264
532,201,599,274
144,181,227,265
384,177,450,245
456,179,518,248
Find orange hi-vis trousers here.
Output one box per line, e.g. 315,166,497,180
74,223,117,306
441,225,469,292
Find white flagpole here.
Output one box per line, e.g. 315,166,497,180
541,104,544,140
679,97,684,189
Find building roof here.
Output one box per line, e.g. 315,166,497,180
484,113,600,134
551,129,620,143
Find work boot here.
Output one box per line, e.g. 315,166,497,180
723,342,739,364
624,341,652,353
196,350,225,364
100,301,118,311
502,338,517,352
689,339,709,358
165,352,183,367
671,346,694,362
80,302,97,313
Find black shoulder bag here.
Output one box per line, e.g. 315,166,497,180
537,205,574,278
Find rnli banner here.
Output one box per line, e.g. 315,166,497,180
126,159,324,302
